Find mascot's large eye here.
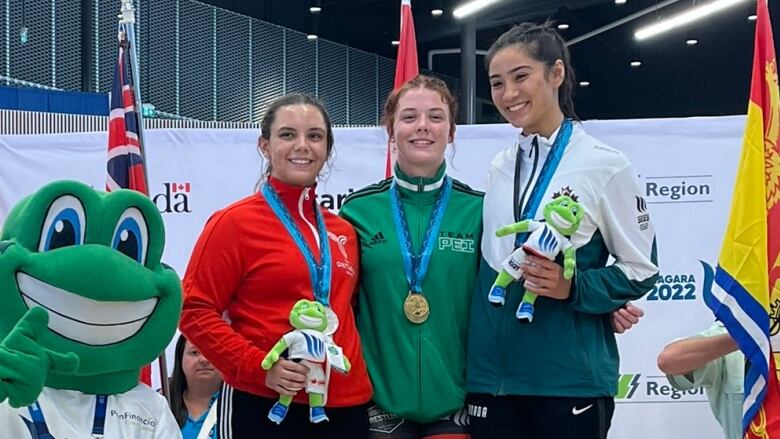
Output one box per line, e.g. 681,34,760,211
39,195,86,252
111,208,149,265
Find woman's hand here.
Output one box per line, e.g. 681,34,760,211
612,302,644,334
521,255,572,300
265,359,309,396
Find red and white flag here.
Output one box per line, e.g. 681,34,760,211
385,0,419,177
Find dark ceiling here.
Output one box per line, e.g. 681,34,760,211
199,0,779,122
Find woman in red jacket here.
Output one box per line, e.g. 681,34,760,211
179,94,372,439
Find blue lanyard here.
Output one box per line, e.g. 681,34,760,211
261,183,332,307
513,118,573,248
28,394,107,438
390,176,452,293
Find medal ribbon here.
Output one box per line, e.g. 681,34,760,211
390,176,452,294
513,118,573,248
262,183,332,307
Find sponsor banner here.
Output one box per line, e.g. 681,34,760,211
0,116,746,439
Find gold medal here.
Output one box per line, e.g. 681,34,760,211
403,291,430,324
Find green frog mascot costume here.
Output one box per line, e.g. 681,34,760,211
0,180,183,438
261,299,350,425
488,191,584,323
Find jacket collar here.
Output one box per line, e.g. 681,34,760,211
518,124,563,153
265,176,318,218
393,161,447,192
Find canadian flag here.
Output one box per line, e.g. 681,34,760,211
170,182,191,193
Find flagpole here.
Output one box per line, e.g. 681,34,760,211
118,0,169,402
119,0,151,194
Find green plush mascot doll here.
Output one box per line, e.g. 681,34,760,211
488,191,584,323
261,299,350,425
0,180,183,438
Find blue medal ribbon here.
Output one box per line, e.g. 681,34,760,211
513,118,573,248
390,176,452,294
27,394,107,438
261,183,332,307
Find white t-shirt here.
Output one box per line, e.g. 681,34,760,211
0,384,181,439
282,329,327,363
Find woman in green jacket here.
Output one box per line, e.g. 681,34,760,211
340,75,480,439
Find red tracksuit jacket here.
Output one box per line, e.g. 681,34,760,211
180,177,372,406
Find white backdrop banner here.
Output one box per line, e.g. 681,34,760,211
0,116,746,438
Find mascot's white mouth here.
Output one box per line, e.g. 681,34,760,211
299,314,323,327
550,212,573,229
16,272,158,346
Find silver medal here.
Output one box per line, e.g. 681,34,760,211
325,307,340,335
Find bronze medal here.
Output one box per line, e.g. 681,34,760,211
403,291,430,324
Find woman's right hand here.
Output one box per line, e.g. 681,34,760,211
264,359,309,396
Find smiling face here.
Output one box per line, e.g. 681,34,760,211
488,46,565,138
289,299,327,332
0,180,181,394
259,104,330,187
391,87,454,178
542,195,584,236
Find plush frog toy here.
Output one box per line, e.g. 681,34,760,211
0,180,183,438
488,192,584,323
261,299,350,425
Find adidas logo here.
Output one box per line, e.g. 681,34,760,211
367,231,387,247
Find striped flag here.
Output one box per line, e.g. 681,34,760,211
106,27,152,386
705,0,780,435
106,29,148,196
385,0,419,178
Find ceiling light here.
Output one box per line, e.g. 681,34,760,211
453,0,504,19
635,0,750,41
579,81,590,87
686,38,698,45
748,14,757,21
615,0,627,4
630,60,642,67
307,34,318,40
392,40,400,46
309,6,322,13
557,23,570,30
431,9,444,16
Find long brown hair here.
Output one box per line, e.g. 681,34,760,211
169,334,189,428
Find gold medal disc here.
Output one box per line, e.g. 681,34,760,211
403,292,430,324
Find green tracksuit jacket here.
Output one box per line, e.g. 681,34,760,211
339,163,483,423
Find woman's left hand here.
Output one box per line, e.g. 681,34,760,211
521,255,572,300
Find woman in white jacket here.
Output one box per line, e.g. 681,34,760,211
466,22,660,439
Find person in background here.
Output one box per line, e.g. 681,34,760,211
170,335,223,439
657,321,743,439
